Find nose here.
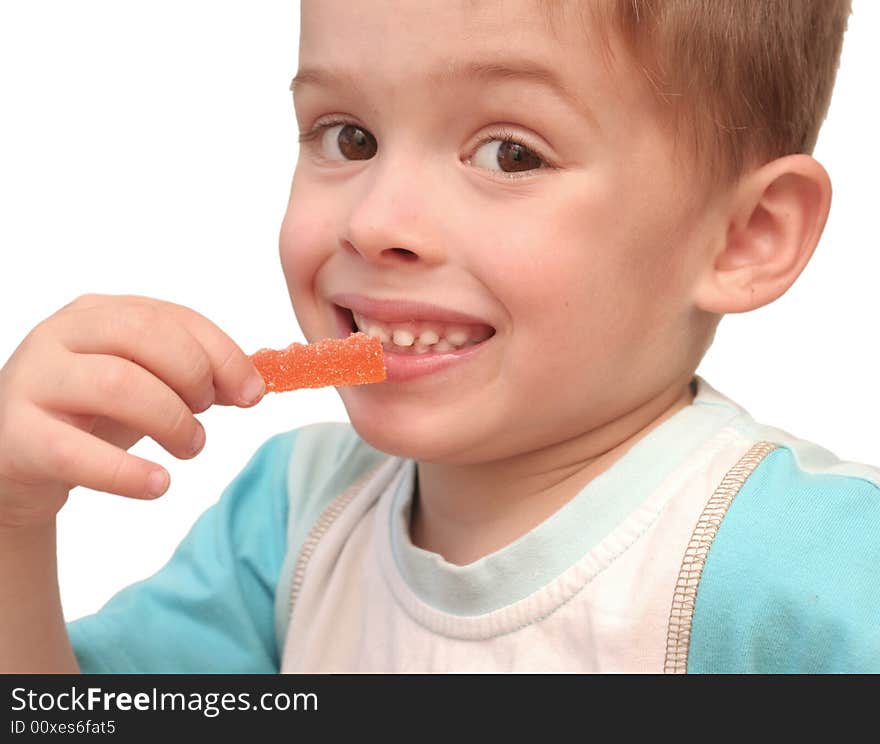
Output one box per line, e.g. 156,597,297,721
341,242,421,264
339,152,446,267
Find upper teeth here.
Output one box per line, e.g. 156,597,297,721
351,311,493,351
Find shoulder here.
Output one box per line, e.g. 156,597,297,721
240,421,390,571
272,421,394,649
284,421,391,516
689,423,880,672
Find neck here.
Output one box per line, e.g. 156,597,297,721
409,375,697,566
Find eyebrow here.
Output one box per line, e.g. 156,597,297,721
289,58,598,128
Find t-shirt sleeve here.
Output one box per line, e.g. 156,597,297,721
65,429,297,674
690,445,880,673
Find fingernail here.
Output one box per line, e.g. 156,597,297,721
146,469,169,498
240,373,266,406
191,424,206,455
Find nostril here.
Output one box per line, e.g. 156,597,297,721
386,247,418,261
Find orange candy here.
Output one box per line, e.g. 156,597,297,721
249,332,386,393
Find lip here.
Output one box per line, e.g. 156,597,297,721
331,300,495,383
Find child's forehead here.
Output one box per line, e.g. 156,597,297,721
300,0,599,48
297,0,622,119
299,0,604,68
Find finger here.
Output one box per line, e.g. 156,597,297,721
153,297,267,407
54,410,145,453
62,294,265,408
90,416,145,453
37,351,206,461
27,412,173,500
49,299,217,414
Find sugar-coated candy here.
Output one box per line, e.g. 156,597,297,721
249,332,386,393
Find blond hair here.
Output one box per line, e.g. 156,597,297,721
539,0,852,191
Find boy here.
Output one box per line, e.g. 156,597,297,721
0,0,875,673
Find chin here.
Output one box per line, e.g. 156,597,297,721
339,390,466,463
346,406,442,461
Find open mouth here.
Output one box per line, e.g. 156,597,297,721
335,304,496,356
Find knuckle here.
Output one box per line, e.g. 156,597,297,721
0,348,21,391
0,397,20,440
166,402,194,442
215,344,240,377
119,303,160,339
24,319,51,347
65,293,100,310
0,406,22,477
95,359,131,398
17,324,57,367
105,449,129,495
190,356,214,405
184,347,213,393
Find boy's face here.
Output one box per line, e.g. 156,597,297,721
280,0,714,464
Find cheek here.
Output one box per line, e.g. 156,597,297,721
280,185,325,277
568,175,689,307
278,178,337,332
483,195,627,336
492,181,689,378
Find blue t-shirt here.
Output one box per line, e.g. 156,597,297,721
66,430,296,673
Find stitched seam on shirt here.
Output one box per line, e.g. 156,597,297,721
286,462,389,629
663,440,778,674
460,499,675,641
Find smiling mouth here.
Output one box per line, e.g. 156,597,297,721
336,305,496,356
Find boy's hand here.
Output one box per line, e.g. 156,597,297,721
0,293,265,530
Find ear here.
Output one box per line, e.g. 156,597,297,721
693,154,832,314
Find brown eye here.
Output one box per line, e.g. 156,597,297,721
471,137,545,176
324,123,377,160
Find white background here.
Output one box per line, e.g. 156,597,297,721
0,1,877,623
